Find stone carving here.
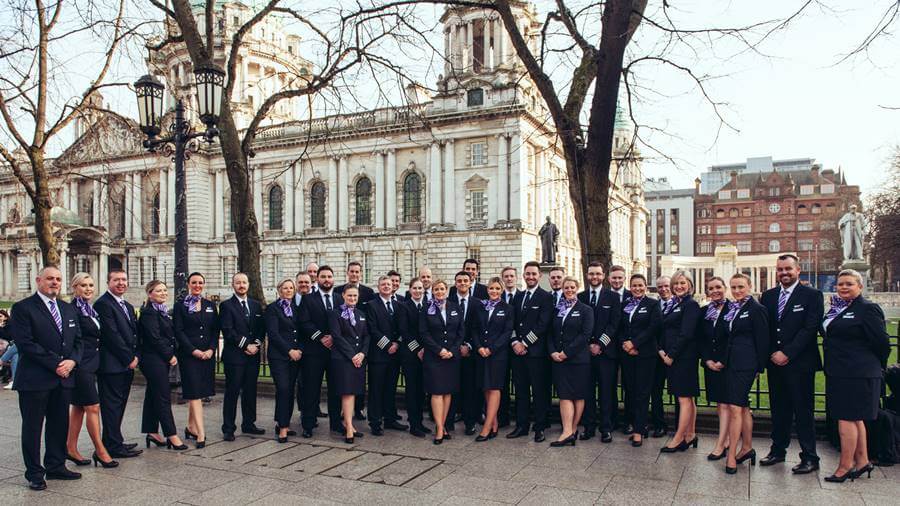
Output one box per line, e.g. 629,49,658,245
538,216,559,264
838,205,867,262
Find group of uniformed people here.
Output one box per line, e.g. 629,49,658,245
5,253,892,491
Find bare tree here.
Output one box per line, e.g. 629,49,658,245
0,0,131,266
866,148,900,291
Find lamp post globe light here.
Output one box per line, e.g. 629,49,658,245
133,64,223,300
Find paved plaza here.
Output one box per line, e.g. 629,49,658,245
0,386,898,505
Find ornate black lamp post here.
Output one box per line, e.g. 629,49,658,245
134,64,224,299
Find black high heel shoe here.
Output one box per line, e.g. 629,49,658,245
475,434,491,442
549,434,577,447
433,436,443,445
850,463,874,480
66,454,91,466
92,453,119,468
195,439,206,449
166,439,188,450
146,434,166,448
725,465,737,475
687,436,699,448
708,447,728,461
660,439,689,453
184,427,198,440
631,437,643,447
736,449,757,466
345,436,355,444
488,430,498,439
824,469,856,483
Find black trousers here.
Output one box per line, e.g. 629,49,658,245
98,370,134,453
401,350,425,427
367,361,391,428
222,358,260,434
511,354,551,430
19,387,71,482
140,356,176,437
384,357,401,421
768,365,819,462
498,361,512,426
269,359,300,428
300,355,341,431
650,357,668,430
610,358,627,428
622,355,655,435
582,355,617,433
449,355,479,428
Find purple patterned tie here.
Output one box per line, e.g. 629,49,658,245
776,289,788,319
280,299,293,318
724,296,751,322
48,299,62,332
119,299,131,321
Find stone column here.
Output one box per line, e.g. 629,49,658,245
158,169,168,235
99,246,108,285
483,19,492,71
124,174,133,238
375,151,385,229
0,194,7,224
0,251,5,297
166,167,175,236
455,23,463,71
62,183,70,210
428,142,442,225
92,180,100,227
214,169,225,238
495,18,505,67
386,149,397,229
444,27,451,75
328,158,338,231
465,21,474,71
70,181,79,215
496,134,508,222
133,172,142,241
508,134,526,223
99,177,109,230
443,140,455,226
284,165,294,234
4,252,13,295
59,248,68,294
253,167,263,226
338,157,349,231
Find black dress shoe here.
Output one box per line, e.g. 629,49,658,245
28,480,47,490
46,468,81,480
93,452,120,467
549,434,577,447
66,454,91,466
631,438,643,447
707,448,728,461
443,433,452,440
345,436,354,444
824,469,855,483
384,420,409,431
579,429,595,441
195,440,206,449
475,434,490,442
317,410,328,418
622,424,634,435
302,429,313,438
792,461,820,475
651,427,667,438
506,427,529,439
242,425,266,435
410,427,426,438
464,425,477,436
354,410,366,421
124,442,138,450
223,432,235,442
109,449,143,458
759,453,785,466
370,427,384,436
277,436,288,444
533,430,545,443
600,432,613,443
433,437,443,445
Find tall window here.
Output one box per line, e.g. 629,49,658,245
268,185,283,230
669,209,679,254
402,173,421,222
656,209,665,254
355,177,372,226
470,190,485,221
471,142,487,166
768,239,781,252
310,182,326,228
151,192,160,235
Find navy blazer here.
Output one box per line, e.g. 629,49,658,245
398,297,428,355
297,290,343,357
822,296,891,379
472,300,514,357
265,300,301,362
725,298,770,373
335,283,375,303
660,296,701,360
75,311,101,373
548,300,594,365
363,297,401,363
94,291,138,374
761,283,824,372
138,303,175,362
328,308,370,361
511,287,553,357
8,293,83,391
699,301,730,365
419,300,466,358
452,294,481,349
581,287,622,357
219,296,265,365
173,298,220,354
619,296,662,357
450,283,489,301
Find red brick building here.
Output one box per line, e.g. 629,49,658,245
694,166,860,287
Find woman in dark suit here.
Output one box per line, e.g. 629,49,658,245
419,280,464,444
822,269,891,483
65,273,118,468
722,273,769,474
549,276,594,447
620,274,661,447
174,272,219,448
399,279,429,436
139,280,188,452
472,277,513,442
698,276,731,460
659,271,701,452
265,278,302,443
328,286,370,443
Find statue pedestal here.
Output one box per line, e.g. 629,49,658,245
840,260,872,290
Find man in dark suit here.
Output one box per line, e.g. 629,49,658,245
363,276,408,435
335,261,375,303
497,265,520,426
759,254,823,474
607,265,630,432
450,258,489,300
384,269,404,423
579,262,623,442
649,275,672,438
547,266,565,306
448,270,481,434
220,273,266,441
296,265,344,437
405,266,433,302
507,261,553,442
94,268,142,458
9,266,83,490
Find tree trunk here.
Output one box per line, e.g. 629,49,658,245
29,150,59,268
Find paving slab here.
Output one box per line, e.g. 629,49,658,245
517,484,601,505
216,439,298,465
426,473,535,504
361,456,441,486
321,451,400,480
251,443,332,469
283,448,366,474
599,475,678,505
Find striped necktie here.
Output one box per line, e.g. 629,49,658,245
777,289,789,319
48,299,62,333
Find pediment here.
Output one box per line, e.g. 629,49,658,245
55,114,145,166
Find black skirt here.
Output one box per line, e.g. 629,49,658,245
70,369,99,406
826,376,881,421
704,367,727,404
330,358,366,396
476,355,508,391
552,362,590,400
666,355,700,397
178,353,216,400
423,353,459,395
720,368,757,407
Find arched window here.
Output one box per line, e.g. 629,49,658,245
310,182,326,228
797,204,808,215
716,209,725,218
355,177,372,226
768,239,781,252
811,203,822,214
402,173,421,222
268,185,283,230
769,222,780,233
151,192,160,235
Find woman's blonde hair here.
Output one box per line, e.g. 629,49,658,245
276,278,295,291
69,272,94,290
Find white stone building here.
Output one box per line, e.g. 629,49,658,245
0,3,647,302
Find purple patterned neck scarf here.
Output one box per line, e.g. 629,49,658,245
724,296,751,322
482,299,500,312
152,302,169,316
825,295,854,321
704,299,725,321
74,297,98,318
184,295,201,313
340,304,357,325
623,296,643,314
279,298,293,318
556,297,576,318
427,298,445,315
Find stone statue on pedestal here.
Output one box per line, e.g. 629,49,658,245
838,205,867,262
538,216,559,264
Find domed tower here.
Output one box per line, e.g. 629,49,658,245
74,89,105,141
